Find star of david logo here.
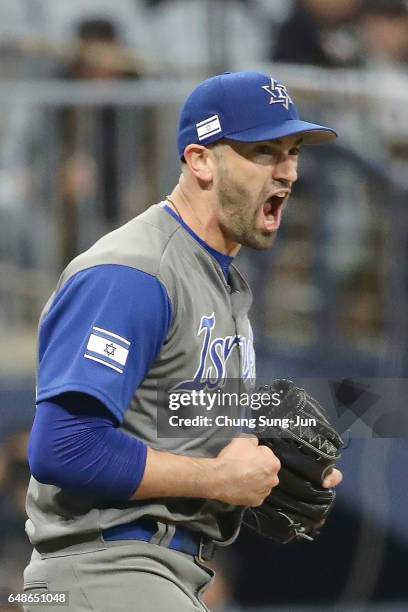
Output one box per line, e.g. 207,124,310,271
262,78,293,110
104,342,116,357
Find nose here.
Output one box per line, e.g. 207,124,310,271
272,156,298,186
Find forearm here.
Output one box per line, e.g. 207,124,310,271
131,447,215,500
133,436,283,508
30,398,282,507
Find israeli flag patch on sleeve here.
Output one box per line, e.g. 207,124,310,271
84,326,130,374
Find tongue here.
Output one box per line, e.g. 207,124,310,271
263,199,280,231
263,201,273,216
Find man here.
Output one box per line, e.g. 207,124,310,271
358,0,408,71
24,71,342,611
272,0,362,68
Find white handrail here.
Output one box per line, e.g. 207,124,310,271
0,65,408,105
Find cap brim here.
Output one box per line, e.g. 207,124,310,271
226,119,337,145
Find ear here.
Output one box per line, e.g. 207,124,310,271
183,144,215,183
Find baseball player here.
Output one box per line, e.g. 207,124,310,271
24,71,343,611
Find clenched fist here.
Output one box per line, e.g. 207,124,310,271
211,436,281,507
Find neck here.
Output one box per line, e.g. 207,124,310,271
166,185,241,257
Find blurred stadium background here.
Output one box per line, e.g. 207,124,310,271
1,0,408,610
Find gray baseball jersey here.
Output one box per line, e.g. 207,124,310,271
25,203,255,547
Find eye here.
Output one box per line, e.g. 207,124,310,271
253,144,277,157
289,147,301,156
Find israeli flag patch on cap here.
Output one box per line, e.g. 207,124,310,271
196,114,222,140
84,326,130,374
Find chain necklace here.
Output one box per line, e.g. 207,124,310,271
166,195,208,235
166,196,182,219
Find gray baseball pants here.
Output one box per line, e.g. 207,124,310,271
23,537,214,612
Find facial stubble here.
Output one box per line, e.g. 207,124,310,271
216,162,278,250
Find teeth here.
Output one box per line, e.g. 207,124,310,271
267,193,286,201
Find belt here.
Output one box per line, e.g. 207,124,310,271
102,518,216,562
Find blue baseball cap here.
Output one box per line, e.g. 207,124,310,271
177,71,337,159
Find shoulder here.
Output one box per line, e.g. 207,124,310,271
57,205,183,290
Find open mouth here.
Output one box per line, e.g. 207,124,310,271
262,194,286,232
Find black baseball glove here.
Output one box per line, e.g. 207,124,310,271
243,379,343,544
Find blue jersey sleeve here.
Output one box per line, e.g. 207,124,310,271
29,395,147,500
37,265,172,423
